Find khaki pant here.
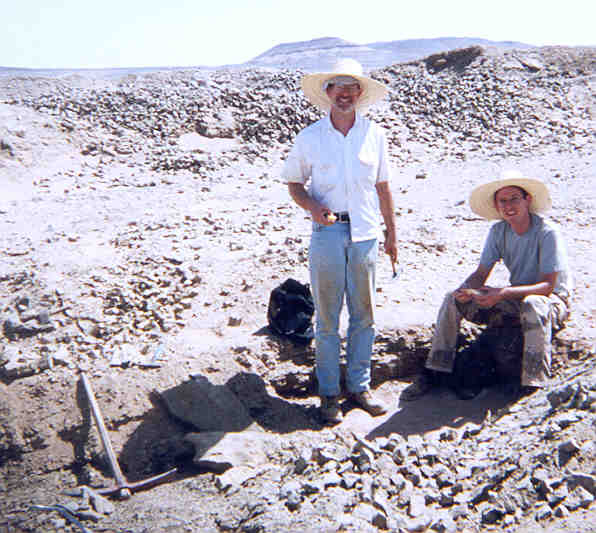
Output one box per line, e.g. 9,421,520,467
425,292,569,386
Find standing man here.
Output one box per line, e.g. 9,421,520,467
282,58,397,424
402,170,573,400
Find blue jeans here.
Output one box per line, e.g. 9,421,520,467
309,222,378,397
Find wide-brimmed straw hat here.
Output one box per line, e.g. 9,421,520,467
301,58,387,112
469,170,552,220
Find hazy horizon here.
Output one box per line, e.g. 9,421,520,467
2,0,595,70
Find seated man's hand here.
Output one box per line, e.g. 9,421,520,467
454,287,483,303
473,287,502,308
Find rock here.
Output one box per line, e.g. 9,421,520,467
566,472,596,496
352,502,387,529
429,511,457,533
409,492,427,517
321,472,342,488
393,513,432,532
86,487,115,515
479,503,506,524
353,446,374,473
559,439,581,456
554,504,570,517
392,442,408,465
184,431,276,472
535,504,552,520
312,444,348,466
564,485,594,510
161,375,254,432
294,449,311,474
280,480,302,511
215,465,259,492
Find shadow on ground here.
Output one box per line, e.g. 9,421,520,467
84,371,323,491
366,386,514,440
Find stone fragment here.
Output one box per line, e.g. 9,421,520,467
534,504,552,520
184,431,275,472
352,502,387,530
566,472,596,496
564,485,594,510
215,465,258,492
429,511,457,533
280,480,302,511
408,492,426,517
479,503,505,524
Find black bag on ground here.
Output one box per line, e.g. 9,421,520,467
267,278,315,344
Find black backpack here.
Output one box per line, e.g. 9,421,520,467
267,278,315,344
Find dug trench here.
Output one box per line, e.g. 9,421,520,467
1,325,433,486
1,323,590,489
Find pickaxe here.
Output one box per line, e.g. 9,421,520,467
80,372,177,499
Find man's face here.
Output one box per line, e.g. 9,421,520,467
326,81,362,115
494,186,531,223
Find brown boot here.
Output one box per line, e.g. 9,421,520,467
348,390,387,416
320,396,343,425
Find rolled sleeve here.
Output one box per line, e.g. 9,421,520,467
281,139,310,185
375,132,391,184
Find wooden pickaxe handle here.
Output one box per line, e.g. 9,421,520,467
81,372,131,499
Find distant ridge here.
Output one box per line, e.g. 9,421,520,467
0,36,536,77
245,36,535,71
252,37,359,58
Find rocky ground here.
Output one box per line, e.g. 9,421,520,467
0,45,595,532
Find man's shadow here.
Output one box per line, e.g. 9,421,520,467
78,371,323,489
367,385,514,441
366,325,530,440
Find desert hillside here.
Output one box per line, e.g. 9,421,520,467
1,45,595,532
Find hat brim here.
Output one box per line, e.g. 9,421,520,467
301,71,387,111
469,177,552,220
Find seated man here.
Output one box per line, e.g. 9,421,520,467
402,170,573,400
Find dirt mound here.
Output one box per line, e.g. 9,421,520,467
424,45,485,73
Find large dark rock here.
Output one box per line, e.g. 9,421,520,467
160,375,254,432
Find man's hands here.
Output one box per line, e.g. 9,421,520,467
288,184,336,226
311,205,336,225
454,287,504,307
383,229,398,264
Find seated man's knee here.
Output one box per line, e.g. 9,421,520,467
521,295,550,326
521,295,549,314
445,290,458,302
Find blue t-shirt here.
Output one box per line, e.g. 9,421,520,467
480,214,573,301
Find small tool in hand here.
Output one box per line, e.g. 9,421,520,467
391,260,402,281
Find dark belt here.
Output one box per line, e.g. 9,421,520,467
333,212,350,223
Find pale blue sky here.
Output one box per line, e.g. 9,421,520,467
2,0,595,69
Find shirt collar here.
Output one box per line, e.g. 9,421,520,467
324,112,362,134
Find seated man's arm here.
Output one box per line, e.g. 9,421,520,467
454,264,492,302
474,272,559,308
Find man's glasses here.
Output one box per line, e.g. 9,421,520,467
327,82,361,94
